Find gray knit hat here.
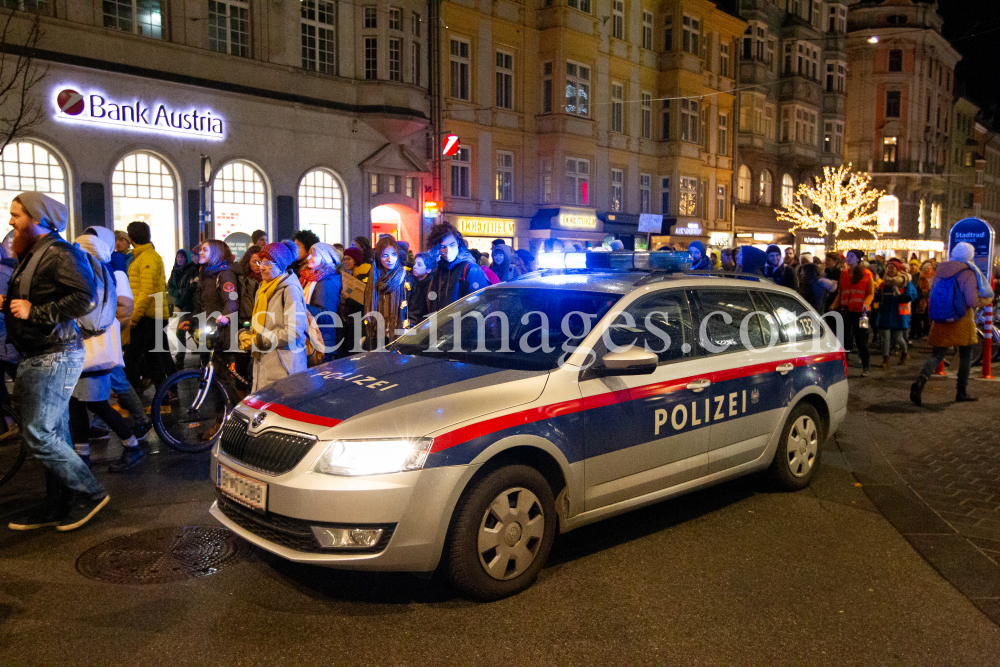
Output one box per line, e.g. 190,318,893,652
16,191,68,232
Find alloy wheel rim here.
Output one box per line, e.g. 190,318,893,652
786,415,818,478
477,487,545,580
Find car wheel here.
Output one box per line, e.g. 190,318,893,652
445,464,557,601
768,403,823,491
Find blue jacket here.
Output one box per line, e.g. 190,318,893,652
876,277,917,330
738,246,768,276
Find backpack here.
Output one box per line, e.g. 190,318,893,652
77,255,118,339
927,271,968,323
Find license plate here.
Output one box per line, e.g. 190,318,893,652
217,464,267,511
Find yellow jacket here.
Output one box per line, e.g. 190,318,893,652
128,243,170,323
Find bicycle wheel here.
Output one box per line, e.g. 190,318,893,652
152,370,232,453
0,402,26,488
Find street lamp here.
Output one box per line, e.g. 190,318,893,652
200,154,212,243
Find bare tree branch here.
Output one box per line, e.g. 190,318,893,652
0,8,48,157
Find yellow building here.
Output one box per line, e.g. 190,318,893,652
434,0,746,255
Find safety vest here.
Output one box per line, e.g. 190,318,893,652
840,269,872,313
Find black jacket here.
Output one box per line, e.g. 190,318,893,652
187,263,239,349
409,274,432,324
427,249,488,313
168,262,198,312
5,232,96,359
765,263,799,290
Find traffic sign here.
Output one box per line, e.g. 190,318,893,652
948,217,995,274
442,134,459,156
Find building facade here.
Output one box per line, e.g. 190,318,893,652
434,0,745,255
0,0,431,261
975,124,1000,230
733,0,847,256
948,96,979,227
844,0,958,258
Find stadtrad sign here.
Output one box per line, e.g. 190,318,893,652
53,87,225,140
949,217,995,274
456,217,516,237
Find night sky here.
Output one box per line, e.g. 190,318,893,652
938,0,1000,118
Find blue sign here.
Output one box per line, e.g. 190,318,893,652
949,218,995,274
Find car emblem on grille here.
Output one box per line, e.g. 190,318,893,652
251,411,267,429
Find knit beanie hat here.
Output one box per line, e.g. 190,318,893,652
16,191,68,232
950,242,975,263
766,244,781,257
259,242,295,273
343,247,363,265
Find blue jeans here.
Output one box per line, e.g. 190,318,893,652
11,349,105,500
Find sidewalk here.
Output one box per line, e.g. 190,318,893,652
837,338,1000,625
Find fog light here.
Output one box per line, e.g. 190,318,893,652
312,526,384,549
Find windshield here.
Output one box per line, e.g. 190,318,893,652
390,288,621,371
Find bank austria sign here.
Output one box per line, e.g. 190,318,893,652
52,86,225,140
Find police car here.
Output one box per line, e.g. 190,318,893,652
210,251,848,600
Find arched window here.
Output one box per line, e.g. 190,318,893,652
781,173,795,207
112,151,177,260
737,165,751,203
214,160,267,242
877,195,899,233
0,140,67,219
759,169,773,205
298,168,344,245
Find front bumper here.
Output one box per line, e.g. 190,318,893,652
210,444,474,572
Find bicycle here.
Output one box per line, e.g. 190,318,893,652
150,320,250,453
972,305,1000,367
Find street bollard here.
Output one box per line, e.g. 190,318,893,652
934,361,947,376
983,304,995,380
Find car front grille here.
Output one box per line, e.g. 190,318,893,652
215,489,395,554
219,414,317,475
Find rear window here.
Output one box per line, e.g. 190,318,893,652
760,291,824,342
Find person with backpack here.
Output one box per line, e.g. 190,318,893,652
69,234,146,471
2,192,110,531
426,222,487,314
910,242,995,405
167,249,198,367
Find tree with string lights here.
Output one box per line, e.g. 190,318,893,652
775,164,884,251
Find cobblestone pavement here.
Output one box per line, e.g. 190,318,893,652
839,337,1000,623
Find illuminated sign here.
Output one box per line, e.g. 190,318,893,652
53,87,225,140
555,208,598,230
456,217,516,237
423,201,441,217
442,134,459,156
673,222,703,236
803,236,825,244
753,233,775,242
709,232,733,246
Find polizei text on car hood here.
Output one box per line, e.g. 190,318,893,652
241,352,549,440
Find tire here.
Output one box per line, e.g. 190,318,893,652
444,464,557,601
0,403,25,488
768,403,823,491
152,370,232,453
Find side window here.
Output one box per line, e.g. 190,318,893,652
689,289,767,354
607,290,694,362
760,291,823,342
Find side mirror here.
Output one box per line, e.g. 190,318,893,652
600,347,658,375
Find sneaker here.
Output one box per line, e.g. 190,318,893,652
8,502,69,530
132,419,153,441
108,444,146,473
56,494,110,532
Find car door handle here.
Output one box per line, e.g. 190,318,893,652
776,363,794,375
686,379,711,392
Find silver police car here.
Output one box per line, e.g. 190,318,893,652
210,252,848,600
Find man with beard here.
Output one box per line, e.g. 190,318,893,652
2,192,110,531
425,222,488,314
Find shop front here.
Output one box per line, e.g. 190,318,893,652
599,212,644,250
796,234,829,259
734,231,795,256
7,63,424,262
525,207,603,254
833,238,945,262
452,216,518,254
649,219,708,251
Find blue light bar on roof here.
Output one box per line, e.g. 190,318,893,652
536,250,692,271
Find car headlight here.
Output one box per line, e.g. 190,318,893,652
312,438,434,476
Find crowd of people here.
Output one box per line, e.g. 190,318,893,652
704,241,996,403
2,189,994,535
0,206,535,533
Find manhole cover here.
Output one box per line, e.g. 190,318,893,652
77,526,252,584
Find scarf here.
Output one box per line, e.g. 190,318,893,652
251,274,284,336
364,262,407,342
299,264,336,287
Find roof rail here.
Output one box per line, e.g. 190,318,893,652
632,270,772,287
